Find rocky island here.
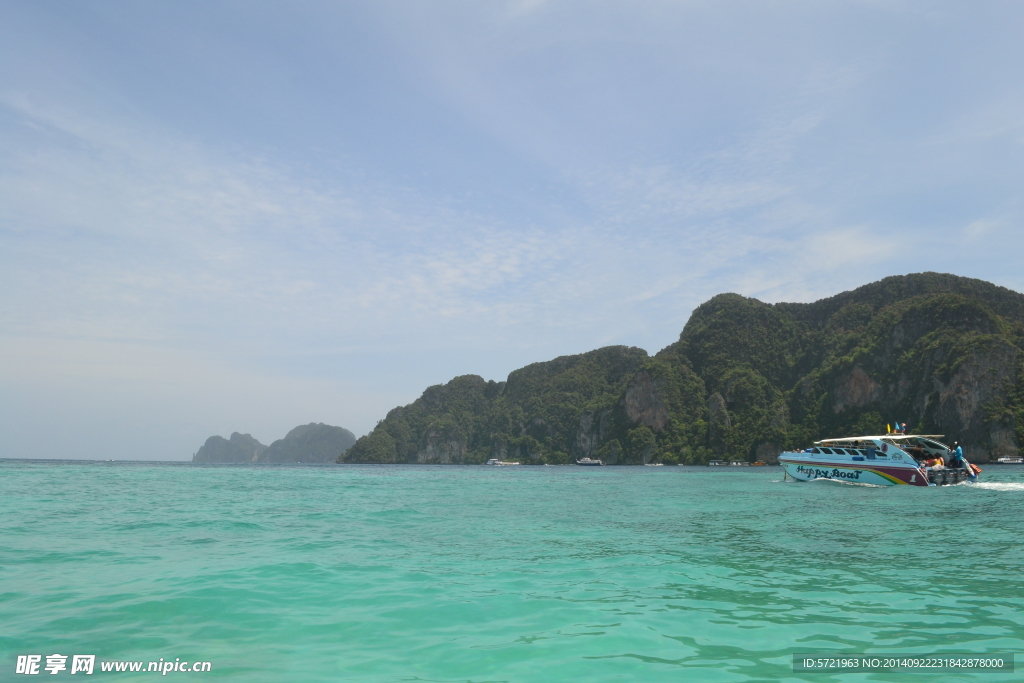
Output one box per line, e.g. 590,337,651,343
342,273,1024,465
194,423,356,463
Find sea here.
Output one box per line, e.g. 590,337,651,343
2,461,1023,682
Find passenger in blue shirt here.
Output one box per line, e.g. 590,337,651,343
952,442,964,468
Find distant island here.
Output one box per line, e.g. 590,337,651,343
194,423,356,463
342,273,1024,465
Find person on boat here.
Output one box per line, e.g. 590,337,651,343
901,423,908,434
951,442,964,469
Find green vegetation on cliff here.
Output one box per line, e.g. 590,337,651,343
347,347,649,465
343,273,1024,465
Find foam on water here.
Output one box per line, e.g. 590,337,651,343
2,460,1023,682
973,481,1024,491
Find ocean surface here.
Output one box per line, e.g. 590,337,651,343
2,461,1023,682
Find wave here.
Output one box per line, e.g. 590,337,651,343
973,482,1024,491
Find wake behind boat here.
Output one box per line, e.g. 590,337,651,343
779,435,980,487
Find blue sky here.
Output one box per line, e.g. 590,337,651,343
2,1,1023,460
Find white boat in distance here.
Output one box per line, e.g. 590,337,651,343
779,435,979,487
576,457,603,466
485,459,521,466
997,456,1023,464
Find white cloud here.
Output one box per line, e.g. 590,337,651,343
964,218,996,240
0,95,585,343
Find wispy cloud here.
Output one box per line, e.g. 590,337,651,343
0,95,584,344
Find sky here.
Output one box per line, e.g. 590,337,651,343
2,1,1023,460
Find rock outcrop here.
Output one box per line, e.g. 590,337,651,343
622,370,671,431
261,423,357,463
193,423,356,463
194,432,267,463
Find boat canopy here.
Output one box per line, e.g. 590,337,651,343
814,435,952,455
815,435,945,444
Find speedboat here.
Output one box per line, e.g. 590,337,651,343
576,457,603,466
779,435,979,487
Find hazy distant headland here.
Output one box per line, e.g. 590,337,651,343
194,423,356,463
342,273,1024,465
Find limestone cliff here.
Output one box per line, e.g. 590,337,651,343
193,432,267,463
261,423,357,463
344,273,1024,464
193,423,356,463
342,348,648,464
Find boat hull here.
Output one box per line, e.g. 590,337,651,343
779,456,928,486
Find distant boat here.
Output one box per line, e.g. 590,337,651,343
997,456,1023,464
485,458,521,466
576,457,603,466
708,460,728,466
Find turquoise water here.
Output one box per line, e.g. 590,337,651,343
2,461,1023,682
